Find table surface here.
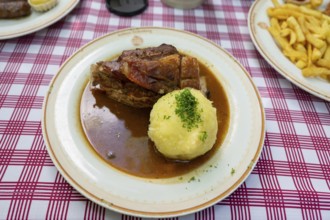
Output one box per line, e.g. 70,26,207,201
1,0,330,219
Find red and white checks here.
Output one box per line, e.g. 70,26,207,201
0,0,329,219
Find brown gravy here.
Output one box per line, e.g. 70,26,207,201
80,63,230,178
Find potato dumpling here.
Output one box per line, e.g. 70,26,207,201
148,88,218,161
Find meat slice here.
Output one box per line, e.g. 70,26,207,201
121,54,181,94
0,0,31,18
118,44,179,61
120,53,201,94
90,44,205,108
180,56,200,89
91,62,161,108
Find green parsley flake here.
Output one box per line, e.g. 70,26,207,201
231,168,235,175
199,131,208,142
188,176,196,183
175,89,202,131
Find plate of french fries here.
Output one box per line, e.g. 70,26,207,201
248,0,330,101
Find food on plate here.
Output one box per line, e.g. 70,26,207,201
284,0,323,8
82,62,229,178
148,88,218,161
90,44,208,108
28,0,57,12
0,0,57,19
284,0,323,7
267,0,330,82
83,45,230,178
0,0,31,18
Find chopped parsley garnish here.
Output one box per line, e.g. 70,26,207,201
231,168,235,175
175,89,202,131
199,131,208,142
188,176,196,183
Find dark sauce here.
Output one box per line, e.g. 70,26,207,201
80,63,230,178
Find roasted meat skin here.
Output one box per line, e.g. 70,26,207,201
118,44,179,61
90,44,204,108
121,54,182,94
91,62,161,108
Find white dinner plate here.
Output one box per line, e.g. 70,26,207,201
0,0,79,40
248,0,330,101
42,27,265,218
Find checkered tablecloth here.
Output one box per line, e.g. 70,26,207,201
1,0,330,219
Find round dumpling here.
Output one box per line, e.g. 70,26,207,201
148,88,218,161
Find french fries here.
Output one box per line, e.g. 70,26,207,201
267,0,330,82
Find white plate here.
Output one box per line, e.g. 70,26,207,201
248,0,330,101
0,0,79,40
42,27,265,218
